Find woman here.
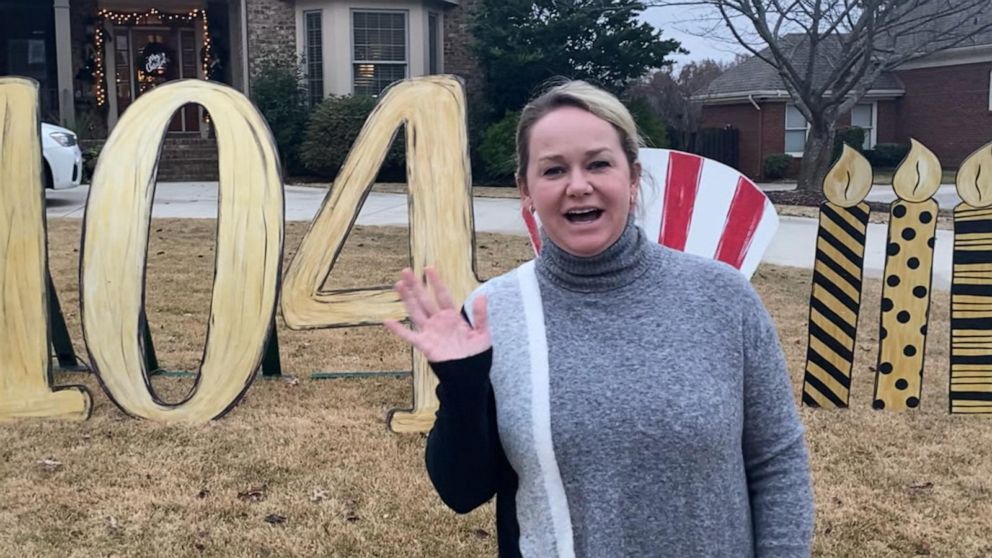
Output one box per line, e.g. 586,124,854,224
385,80,814,557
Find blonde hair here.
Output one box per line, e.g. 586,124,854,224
515,79,644,179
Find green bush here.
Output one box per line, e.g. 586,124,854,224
478,111,520,182
250,52,309,176
625,97,668,149
300,95,405,180
865,143,910,168
763,153,793,180
832,126,866,162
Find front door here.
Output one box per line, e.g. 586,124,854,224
113,25,200,132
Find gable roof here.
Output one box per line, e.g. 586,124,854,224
699,35,904,102
699,6,992,103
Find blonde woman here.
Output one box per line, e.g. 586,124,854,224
386,80,814,557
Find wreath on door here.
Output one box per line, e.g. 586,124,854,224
137,42,175,93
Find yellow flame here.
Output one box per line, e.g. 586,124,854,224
823,144,873,207
892,139,941,202
956,141,992,209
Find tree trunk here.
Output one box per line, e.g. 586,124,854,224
796,124,837,193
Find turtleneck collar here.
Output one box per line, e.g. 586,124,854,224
535,214,654,293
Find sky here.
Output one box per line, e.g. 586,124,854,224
638,4,746,68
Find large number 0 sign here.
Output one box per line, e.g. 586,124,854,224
0,78,92,421
81,80,284,423
0,75,476,430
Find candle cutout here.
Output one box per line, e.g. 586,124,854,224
873,139,941,411
802,145,872,408
950,141,992,414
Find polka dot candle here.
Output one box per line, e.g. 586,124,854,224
950,141,992,414
802,146,873,408
873,139,942,411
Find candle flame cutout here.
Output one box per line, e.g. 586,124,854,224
893,139,942,202
955,141,992,209
824,144,873,207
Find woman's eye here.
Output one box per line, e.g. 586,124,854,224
543,166,564,176
589,160,610,170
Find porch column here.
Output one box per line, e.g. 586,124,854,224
53,0,75,128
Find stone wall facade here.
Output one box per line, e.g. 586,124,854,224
245,0,296,79
442,0,483,99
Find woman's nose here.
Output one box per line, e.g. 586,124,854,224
565,170,593,195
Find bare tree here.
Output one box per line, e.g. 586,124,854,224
629,58,739,149
645,0,992,191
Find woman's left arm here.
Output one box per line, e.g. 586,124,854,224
740,287,815,558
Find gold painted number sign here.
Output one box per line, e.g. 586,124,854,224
0,78,92,421
81,80,284,423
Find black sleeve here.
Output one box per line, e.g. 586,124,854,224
425,348,501,514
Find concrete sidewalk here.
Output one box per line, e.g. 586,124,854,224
759,182,964,208
47,182,955,289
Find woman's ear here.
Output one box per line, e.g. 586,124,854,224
517,175,533,213
630,161,642,206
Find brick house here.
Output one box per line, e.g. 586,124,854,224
698,25,992,180
2,0,481,139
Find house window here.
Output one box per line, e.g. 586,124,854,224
304,11,324,107
428,12,440,74
352,11,407,96
785,104,808,155
851,103,876,149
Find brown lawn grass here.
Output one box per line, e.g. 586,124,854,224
0,218,989,557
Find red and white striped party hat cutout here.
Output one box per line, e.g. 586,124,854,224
521,148,778,279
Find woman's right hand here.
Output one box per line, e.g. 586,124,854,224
384,267,491,362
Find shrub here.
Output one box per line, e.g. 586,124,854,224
763,153,793,180
865,143,910,168
625,97,669,149
832,126,866,161
300,95,405,180
250,52,309,176
478,111,520,182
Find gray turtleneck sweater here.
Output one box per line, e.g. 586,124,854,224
426,220,814,557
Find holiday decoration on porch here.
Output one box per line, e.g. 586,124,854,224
92,8,214,107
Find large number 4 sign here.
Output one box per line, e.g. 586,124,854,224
281,77,479,433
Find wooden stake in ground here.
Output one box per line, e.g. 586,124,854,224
81,80,283,423
0,78,91,421
873,139,940,411
802,146,872,408
949,141,992,414
281,76,478,433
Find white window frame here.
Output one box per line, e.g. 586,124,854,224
784,104,808,157
851,102,877,150
350,9,409,96
302,9,324,107
427,11,442,75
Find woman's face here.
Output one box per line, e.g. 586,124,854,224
519,106,640,257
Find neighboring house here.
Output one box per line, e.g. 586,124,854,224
698,24,992,180
1,0,480,139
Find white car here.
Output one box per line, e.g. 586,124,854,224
41,122,83,190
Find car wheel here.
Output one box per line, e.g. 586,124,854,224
44,160,54,189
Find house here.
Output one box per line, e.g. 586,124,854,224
698,18,992,180
1,0,481,141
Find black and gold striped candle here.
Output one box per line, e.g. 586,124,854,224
873,140,941,411
950,142,992,414
802,146,872,408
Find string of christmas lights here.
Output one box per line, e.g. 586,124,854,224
93,8,213,107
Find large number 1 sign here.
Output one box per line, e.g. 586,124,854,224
0,78,91,421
